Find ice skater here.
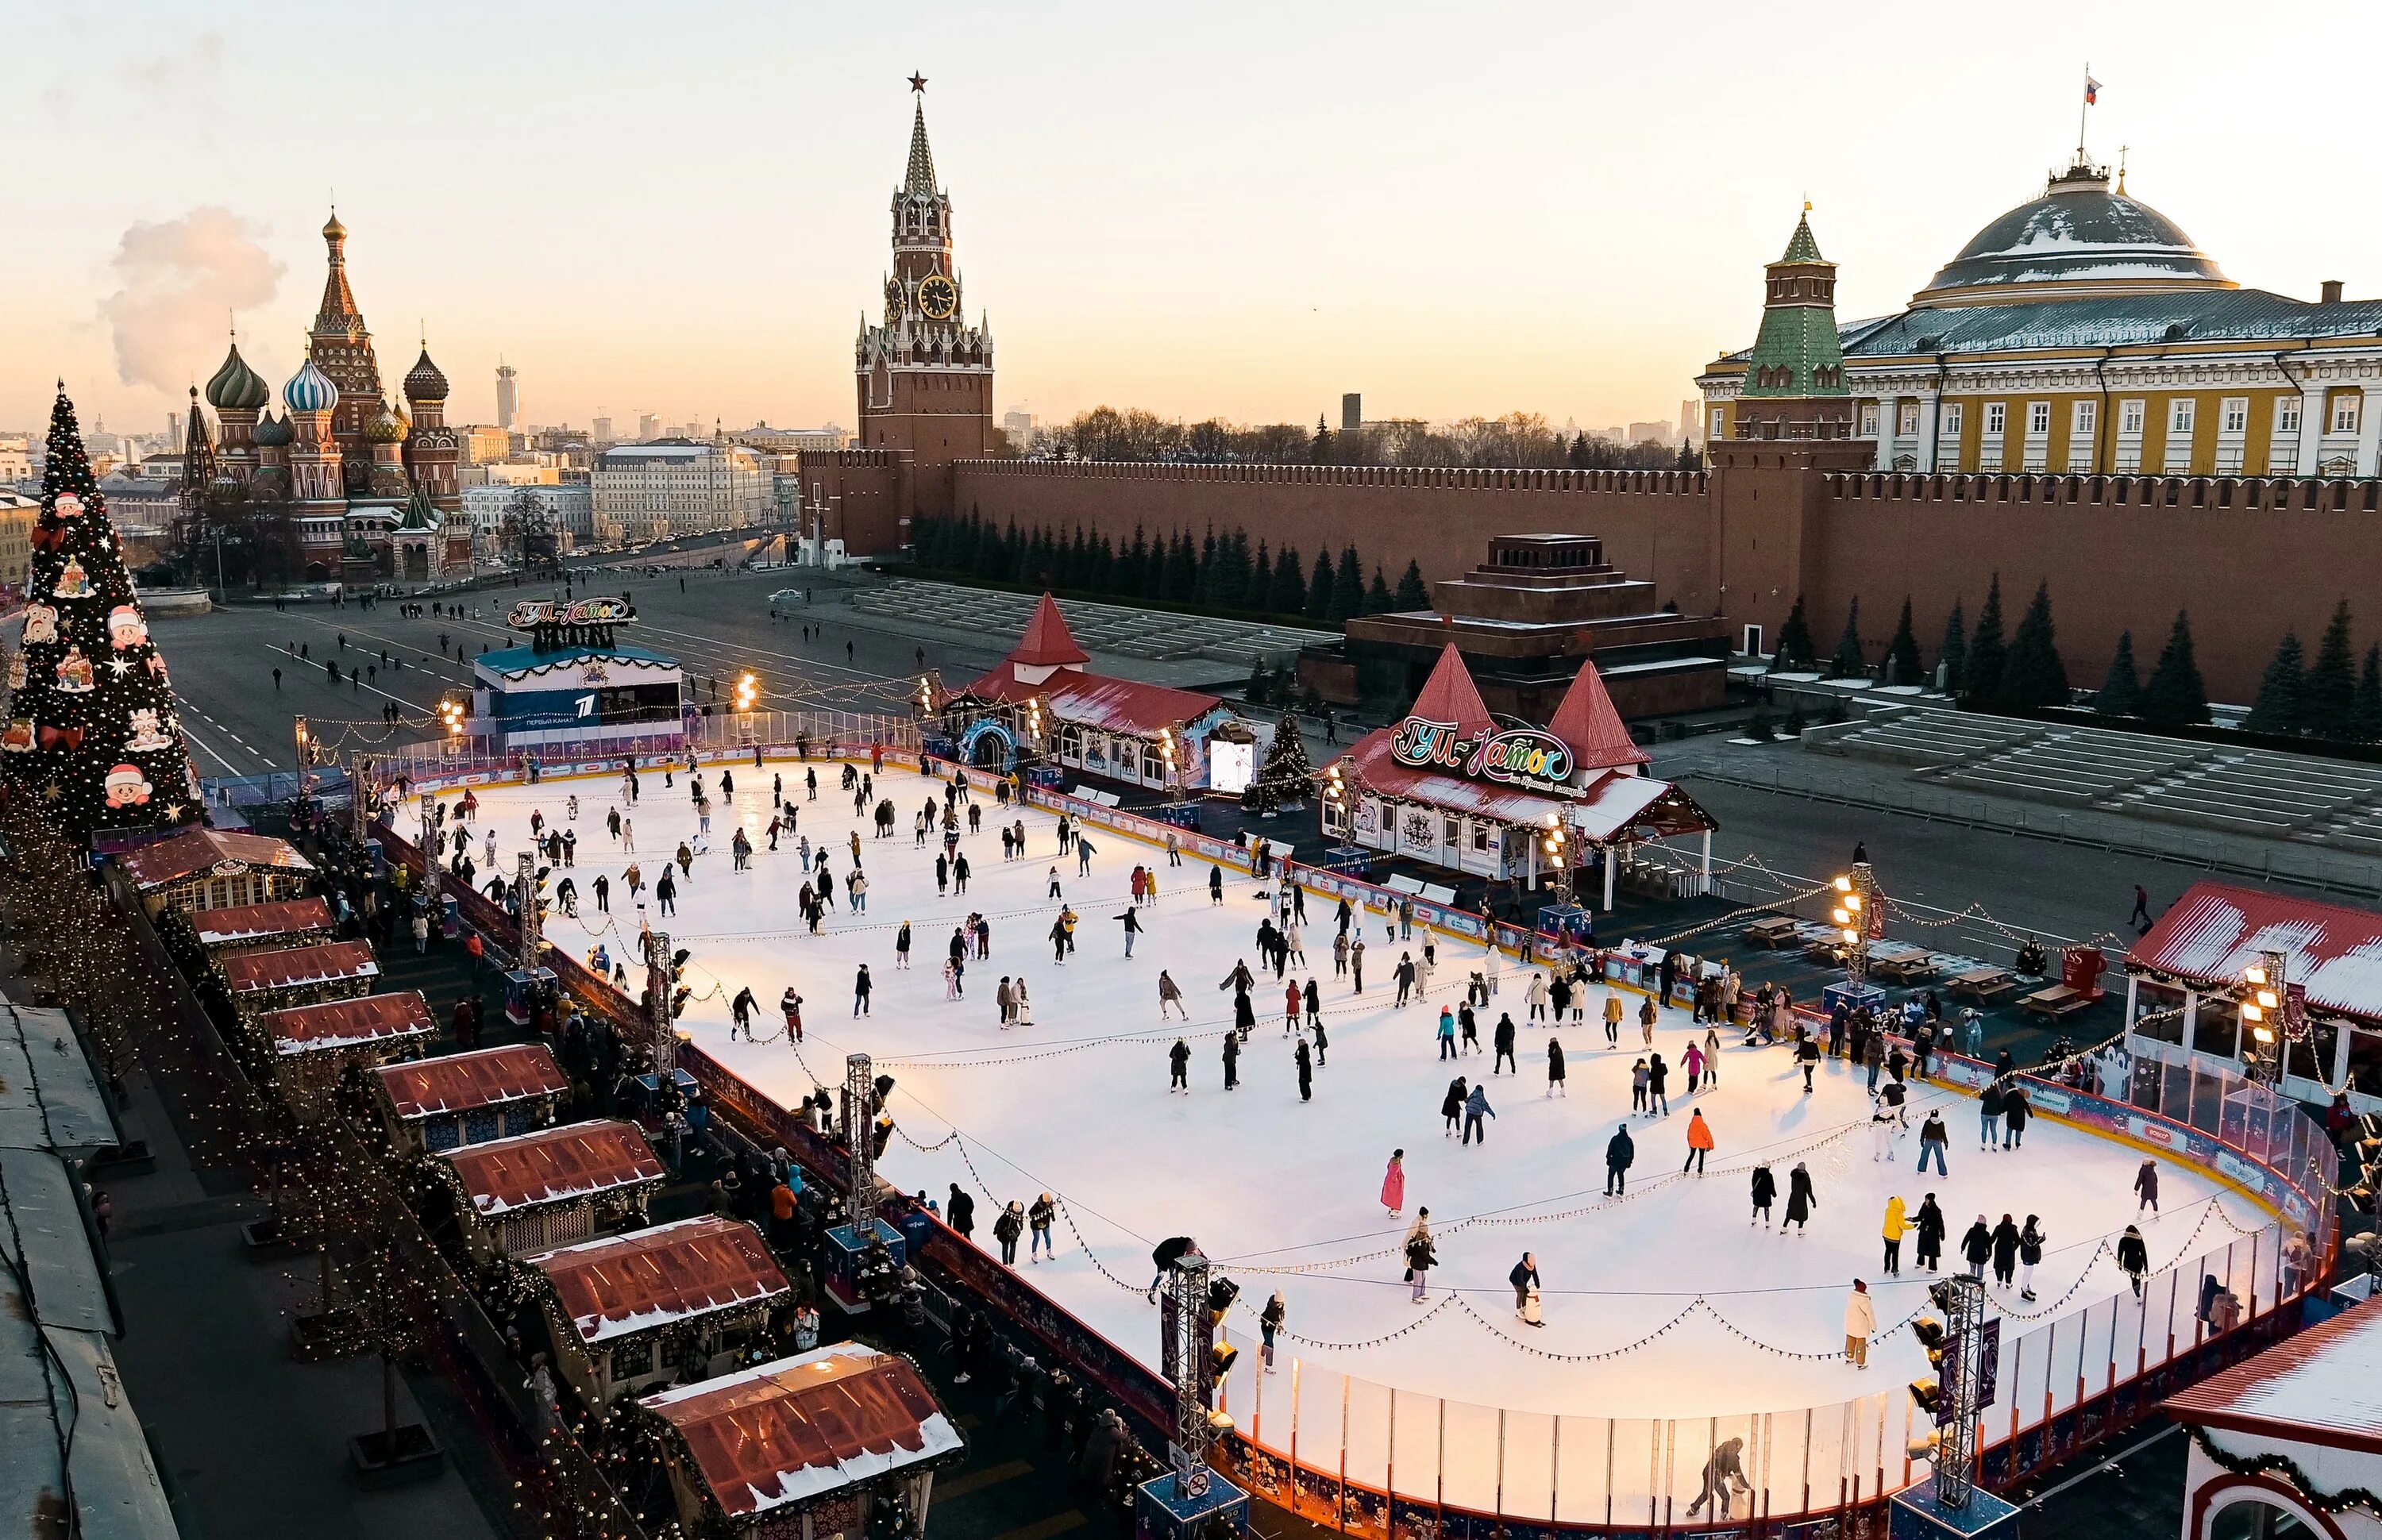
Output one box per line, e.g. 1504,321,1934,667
1462,1083,1495,1145
1169,1038,1190,1090
1881,1195,1907,1274
1221,1033,1239,1089
1295,1038,1313,1101
1869,1081,1907,1161
1437,1008,1458,1061
1403,1213,1436,1301
2118,1224,2149,1298
1493,1012,1517,1075
1682,1108,1714,1173
1960,1215,1992,1279
1545,1037,1566,1095
1917,1111,1950,1176
1843,1280,1875,1369
1442,1077,1467,1135
1159,971,1189,1020
1914,1194,1946,1272
2018,1215,2045,1300
1750,1162,1776,1226
1510,1252,1542,1323
1686,1436,1752,1519
1646,1052,1670,1116
1380,1149,1406,1215
2133,1157,2160,1214
1784,1162,1816,1234
1990,1213,2022,1288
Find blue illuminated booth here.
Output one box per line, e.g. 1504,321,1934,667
471,596,685,754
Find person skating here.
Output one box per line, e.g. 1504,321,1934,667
1458,1002,1480,1054
1960,1215,1992,1279
1844,1280,1876,1369
1394,952,1417,1007
853,963,873,1017
1208,865,1224,904
1494,1012,1517,1075
1148,1236,1201,1302
1685,1435,1753,1519
994,1200,1025,1265
1917,1111,1949,1176
1798,1032,1821,1093
1682,1107,1714,1174
1404,1211,1436,1301
1436,1007,1458,1061
1990,1213,2022,1288
2002,1083,2032,1147
1351,937,1366,993
2133,1157,2160,1214
1605,1123,1636,1195
1159,971,1189,1021
1631,1057,1650,1113
1914,1194,1946,1272
1380,1149,1406,1215
1546,1037,1567,1095
1295,1037,1313,1101
1462,1083,1495,1145
1646,1051,1671,1116
1881,1195,1908,1274
1221,1033,1240,1089
1750,1162,1776,1226
1784,1162,1816,1234
1028,1193,1056,1261
1683,1039,1706,1091
2017,1215,2045,1300
1440,1076,1467,1135
1169,1038,1190,1091
1115,906,1143,957
1259,1292,1285,1372
1638,994,1659,1046
1601,989,1623,1046
730,985,757,1041
1509,1252,1542,1323
948,1184,977,1242
1527,972,1549,1022
2118,1223,2150,1298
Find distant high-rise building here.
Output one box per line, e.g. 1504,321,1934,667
1680,399,1700,447
495,361,518,430
1001,408,1036,449
637,412,660,441
1341,394,1363,433
592,415,614,445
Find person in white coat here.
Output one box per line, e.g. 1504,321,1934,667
1844,1279,1876,1368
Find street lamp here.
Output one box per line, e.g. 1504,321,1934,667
1832,864,1877,995
2240,949,2288,1084
1543,814,1571,905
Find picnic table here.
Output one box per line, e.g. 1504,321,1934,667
1868,942,1941,983
2020,983,2096,1019
1741,915,1801,948
1949,966,2021,1003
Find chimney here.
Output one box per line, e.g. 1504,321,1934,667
2321,279,2344,305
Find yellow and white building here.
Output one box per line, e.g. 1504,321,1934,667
1702,156,2382,479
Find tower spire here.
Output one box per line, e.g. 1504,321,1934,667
904,75,937,195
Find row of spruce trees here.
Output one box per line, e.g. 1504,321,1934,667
1766,579,2382,742
910,509,1432,627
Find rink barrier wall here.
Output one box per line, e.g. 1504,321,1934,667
376,764,2341,1539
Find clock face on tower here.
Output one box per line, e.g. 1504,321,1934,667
917,274,958,320
884,276,903,322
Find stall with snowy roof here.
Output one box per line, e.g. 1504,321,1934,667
434,1118,666,1260
2127,880,2382,1115
935,593,1253,795
117,826,314,914
216,938,380,1018
1320,643,1717,907
517,1215,792,1407
372,1042,569,1155
252,991,435,1105
634,1342,963,1540
189,895,338,954
2165,1294,2382,1540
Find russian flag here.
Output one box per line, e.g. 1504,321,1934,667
2085,75,2103,105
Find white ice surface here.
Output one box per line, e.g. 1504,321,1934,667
441,764,2265,1423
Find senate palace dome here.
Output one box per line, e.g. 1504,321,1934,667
1914,157,2233,307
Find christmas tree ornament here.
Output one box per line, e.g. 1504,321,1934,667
103,764,152,808
6,653,24,691
125,708,173,752
21,604,56,645
1,721,31,753
53,647,94,694
52,557,91,599
106,605,148,649
52,492,83,520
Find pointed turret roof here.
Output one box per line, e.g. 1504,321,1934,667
904,98,937,195
1407,643,1494,739
1545,659,1650,771
1780,211,1824,264
317,208,361,325
1009,593,1089,668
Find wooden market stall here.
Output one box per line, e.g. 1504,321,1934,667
372,1043,569,1155
117,827,315,915
191,896,338,954
434,1118,666,1260
635,1342,964,1540
518,1215,792,1407
216,940,380,1017
254,991,436,1105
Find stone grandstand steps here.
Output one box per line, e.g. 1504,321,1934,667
1806,706,2040,768
1939,728,2205,803
2116,749,2382,838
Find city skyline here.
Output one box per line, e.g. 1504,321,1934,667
15,1,2382,441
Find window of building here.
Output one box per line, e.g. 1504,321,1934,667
2072,400,2097,437
1860,403,1879,437
2334,395,2363,434
1899,403,1921,435
2221,398,2249,434
2131,982,2186,1047
1983,402,2006,437
2120,399,2145,435
2027,402,2050,437
1709,408,1725,441
2171,398,2196,434
2276,396,2302,434
2192,995,2241,1061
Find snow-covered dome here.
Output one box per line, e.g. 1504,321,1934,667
283,357,339,414
1915,160,2231,306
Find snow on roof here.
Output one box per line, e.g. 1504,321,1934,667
440,1119,665,1216
1344,730,1709,842
641,1342,962,1517
527,1216,790,1345
1008,592,1089,668
191,896,337,948
118,828,314,890
2130,881,2382,1023
218,940,380,995
374,1043,567,1119
257,991,435,1057
2167,1299,2382,1449
1545,660,1650,771
965,661,1224,737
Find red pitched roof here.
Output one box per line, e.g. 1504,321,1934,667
2167,1297,2382,1453
441,1119,665,1215
530,1216,790,1343
642,1343,962,1516
964,662,1223,737
218,940,380,995
118,828,314,890
2130,881,2382,1022
1546,659,1650,770
1008,592,1089,668
258,991,435,1056
376,1044,567,1119
193,897,337,949
1405,643,1494,739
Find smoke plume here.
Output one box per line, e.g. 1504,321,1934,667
101,206,283,392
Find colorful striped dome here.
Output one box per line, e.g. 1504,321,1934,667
204,342,269,410
283,357,338,414
403,347,449,402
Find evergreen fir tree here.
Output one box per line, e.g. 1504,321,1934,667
1248,711,1316,811
2304,599,2356,739
1767,595,1817,672
1743,700,1773,741
1005,520,1027,583
1938,602,1967,695
1272,545,1305,617
1091,533,1116,593
1220,529,1254,610
1251,542,1273,613
1305,548,1335,622
1998,581,2069,710
1310,418,1332,464
5,384,200,835
1124,525,1150,599
1364,564,1394,615
1193,529,1220,606
1328,546,1363,625
1567,433,1592,469
2353,645,2382,744
2245,630,2308,736
1162,532,1197,603
1394,559,1430,610
2094,631,2142,717
2138,610,2213,727
1829,597,1865,678
1963,575,2007,706
1883,599,1923,686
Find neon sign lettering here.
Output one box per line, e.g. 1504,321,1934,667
1389,717,1575,794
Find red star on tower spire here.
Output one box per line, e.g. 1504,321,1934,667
908,72,927,94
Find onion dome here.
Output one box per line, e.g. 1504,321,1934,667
322,210,347,242
252,410,293,448
283,356,338,414
365,397,408,443
1916,159,2231,306
403,347,449,402
204,341,269,410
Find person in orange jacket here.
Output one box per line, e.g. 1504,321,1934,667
1682,1107,1715,1174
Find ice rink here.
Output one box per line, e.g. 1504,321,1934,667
435,760,2268,1421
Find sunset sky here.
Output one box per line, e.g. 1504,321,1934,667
15,1,2379,441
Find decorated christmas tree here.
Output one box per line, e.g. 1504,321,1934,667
4,384,200,836
1245,711,1315,814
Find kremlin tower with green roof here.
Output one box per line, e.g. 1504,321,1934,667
1730,210,1857,443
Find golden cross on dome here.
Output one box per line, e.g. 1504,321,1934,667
908,72,927,94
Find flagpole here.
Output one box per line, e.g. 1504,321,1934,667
2077,63,2090,160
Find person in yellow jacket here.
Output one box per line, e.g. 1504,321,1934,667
1881,1195,1910,1276
1601,991,1625,1049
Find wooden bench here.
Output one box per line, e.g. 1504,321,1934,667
1869,945,1941,984
1950,967,2022,1003
2020,984,2097,1019
1741,916,1800,948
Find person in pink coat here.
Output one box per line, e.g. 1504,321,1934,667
1381,1149,1407,1215
1684,1041,1706,1087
